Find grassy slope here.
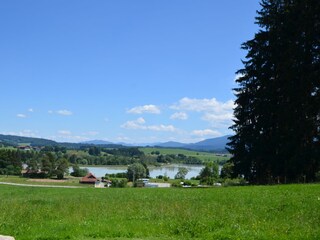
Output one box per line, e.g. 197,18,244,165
0,184,319,240
140,147,230,163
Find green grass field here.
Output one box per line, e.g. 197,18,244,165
0,184,319,240
0,176,84,187
140,147,230,163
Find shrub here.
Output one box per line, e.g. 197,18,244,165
163,176,169,181
223,178,247,187
110,178,127,188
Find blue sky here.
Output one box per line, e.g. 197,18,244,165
0,0,260,143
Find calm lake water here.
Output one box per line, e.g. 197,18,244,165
71,164,206,179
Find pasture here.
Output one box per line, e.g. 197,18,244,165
0,184,319,239
140,147,230,163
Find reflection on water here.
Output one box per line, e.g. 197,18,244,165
70,164,205,179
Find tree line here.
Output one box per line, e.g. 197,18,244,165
0,146,207,179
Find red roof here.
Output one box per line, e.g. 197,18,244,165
80,173,97,183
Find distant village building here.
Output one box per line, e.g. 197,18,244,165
17,145,42,151
79,173,98,184
94,180,105,188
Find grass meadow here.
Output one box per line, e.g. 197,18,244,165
140,147,230,163
0,184,319,240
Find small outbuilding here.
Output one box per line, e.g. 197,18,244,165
94,180,105,188
79,173,98,184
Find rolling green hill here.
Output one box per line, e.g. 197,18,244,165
0,134,58,147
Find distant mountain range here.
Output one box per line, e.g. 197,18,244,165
82,135,231,152
154,135,231,152
82,140,114,145
0,134,231,152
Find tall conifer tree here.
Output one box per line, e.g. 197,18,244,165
228,0,320,184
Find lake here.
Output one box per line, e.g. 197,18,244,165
71,164,206,179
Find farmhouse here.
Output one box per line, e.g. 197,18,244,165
79,173,98,184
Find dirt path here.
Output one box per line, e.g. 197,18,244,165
0,181,84,188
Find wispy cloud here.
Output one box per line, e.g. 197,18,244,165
170,112,188,120
28,108,34,112
171,97,234,113
127,105,161,114
121,117,146,130
17,114,27,118
2,130,40,138
56,110,73,116
58,130,72,135
49,130,89,142
191,129,221,137
48,109,73,115
121,118,177,132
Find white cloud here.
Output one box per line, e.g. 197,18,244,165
50,130,91,142
3,130,40,138
170,112,188,120
28,108,34,112
121,118,177,132
17,114,27,118
170,97,235,127
50,135,89,142
191,129,221,137
121,117,146,130
56,110,73,116
147,125,177,132
171,97,234,113
58,130,72,135
136,117,146,124
48,110,53,114
127,105,161,114
202,112,234,122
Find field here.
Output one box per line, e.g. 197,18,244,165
140,147,230,163
0,184,319,240
0,176,84,187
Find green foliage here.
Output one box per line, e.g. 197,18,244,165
55,158,69,179
174,167,188,179
109,178,127,188
220,161,234,179
70,165,89,177
222,178,247,187
88,146,101,156
0,149,22,175
105,172,127,179
199,162,219,185
127,163,147,182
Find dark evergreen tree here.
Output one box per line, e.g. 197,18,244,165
228,0,320,184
